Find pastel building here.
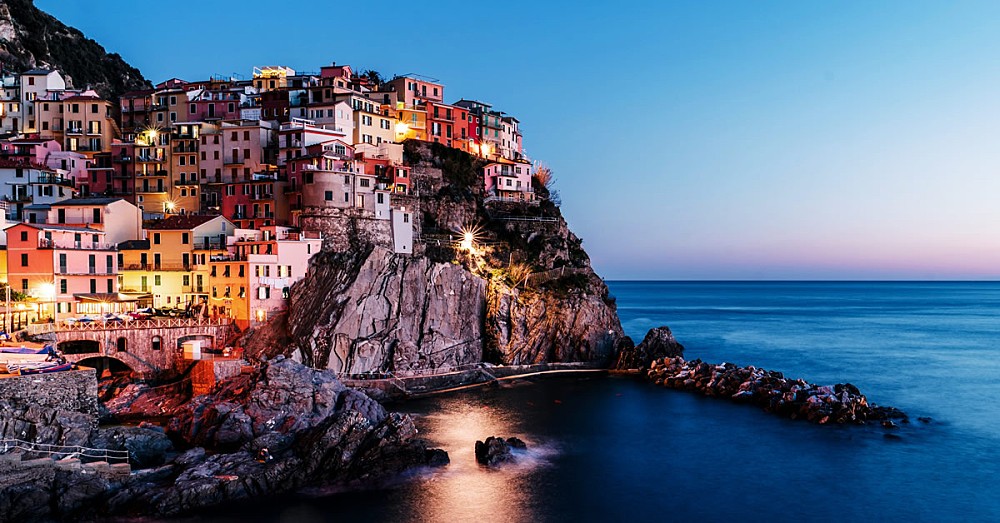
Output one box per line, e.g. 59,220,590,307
5,222,121,318
118,214,233,308
208,226,321,328
483,161,535,203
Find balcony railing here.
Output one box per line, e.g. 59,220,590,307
39,239,117,251
32,175,75,187
122,263,195,272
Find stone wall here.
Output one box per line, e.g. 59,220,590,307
0,368,99,446
298,207,393,252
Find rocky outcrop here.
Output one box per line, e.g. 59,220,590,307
0,357,447,522
475,436,527,466
286,246,487,374
0,0,150,99
646,356,908,425
486,279,622,365
614,326,685,370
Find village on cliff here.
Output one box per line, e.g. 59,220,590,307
0,62,540,365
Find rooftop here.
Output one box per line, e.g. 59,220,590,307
50,197,125,207
146,214,223,230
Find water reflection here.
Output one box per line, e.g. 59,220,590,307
405,393,555,523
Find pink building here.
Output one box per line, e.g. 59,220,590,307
483,161,535,203
6,222,120,318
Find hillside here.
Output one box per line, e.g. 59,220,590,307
244,141,627,377
0,0,150,99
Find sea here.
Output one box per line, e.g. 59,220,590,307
188,281,1000,522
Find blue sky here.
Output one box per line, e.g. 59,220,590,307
38,1,1000,280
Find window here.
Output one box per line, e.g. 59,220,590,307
60,279,67,294
154,233,161,245
152,336,162,351
258,286,270,299
20,254,27,266
107,279,113,293
182,233,189,244
116,338,127,353
183,275,190,286
93,208,102,224
21,279,27,292
19,231,26,242
324,190,333,201
154,275,161,286
90,279,97,293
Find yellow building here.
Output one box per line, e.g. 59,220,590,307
118,215,234,309
393,106,427,142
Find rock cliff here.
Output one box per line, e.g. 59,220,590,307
255,141,626,374
0,0,150,99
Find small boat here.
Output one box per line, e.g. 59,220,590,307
0,346,49,355
11,361,73,375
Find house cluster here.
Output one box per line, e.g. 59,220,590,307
0,62,537,329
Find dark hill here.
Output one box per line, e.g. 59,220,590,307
0,0,150,99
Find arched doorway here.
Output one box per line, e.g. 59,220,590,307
58,339,101,355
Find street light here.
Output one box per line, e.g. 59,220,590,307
39,282,56,323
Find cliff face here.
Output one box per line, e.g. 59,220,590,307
0,0,150,99
288,247,487,374
260,142,625,374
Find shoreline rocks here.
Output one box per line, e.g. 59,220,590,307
614,326,685,370
646,356,907,425
0,357,449,522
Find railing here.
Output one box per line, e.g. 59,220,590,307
122,263,195,271
39,239,117,251
26,316,230,335
32,175,75,187
1,438,131,465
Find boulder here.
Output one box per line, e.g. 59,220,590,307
91,425,174,469
475,436,528,467
615,327,685,370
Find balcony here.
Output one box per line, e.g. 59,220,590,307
114,156,133,163
174,178,198,186
249,193,274,201
123,263,194,272
57,266,115,276
224,158,245,166
39,239,117,251
32,175,75,187
66,127,83,135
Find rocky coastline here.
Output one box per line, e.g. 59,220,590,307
0,357,447,522
643,353,908,426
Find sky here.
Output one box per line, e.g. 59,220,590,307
36,0,1000,280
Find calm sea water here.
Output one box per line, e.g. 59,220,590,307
191,282,1000,522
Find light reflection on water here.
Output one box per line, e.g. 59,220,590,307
401,389,560,523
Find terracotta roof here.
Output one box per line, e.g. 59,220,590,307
145,214,222,230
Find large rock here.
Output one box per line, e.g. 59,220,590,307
615,327,685,370
91,425,173,469
486,281,623,365
287,247,487,375
475,436,527,467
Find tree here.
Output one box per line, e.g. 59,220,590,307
360,69,385,88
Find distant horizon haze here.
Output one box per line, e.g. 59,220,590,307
37,0,1000,280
